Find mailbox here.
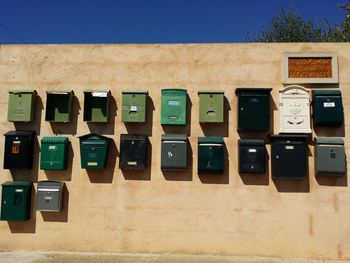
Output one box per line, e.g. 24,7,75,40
161,89,187,125
37,181,64,212
40,137,69,170
45,91,74,122
79,133,110,169
198,91,224,123
7,90,37,122
198,137,224,173
83,90,110,122
239,139,266,174
315,137,345,175
312,90,343,127
4,130,35,169
1,181,32,221
161,134,187,170
235,88,272,131
122,91,148,123
120,134,148,170
279,85,311,133
270,134,308,179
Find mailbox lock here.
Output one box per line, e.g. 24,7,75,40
132,94,136,98
276,155,279,159
92,147,95,151
210,94,213,98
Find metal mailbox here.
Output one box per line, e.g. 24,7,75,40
235,88,272,131
198,137,224,173
37,181,64,212
122,91,148,123
239,139,266,174
7,90,37,122
1,181,32,221
3,130,35,169
40,137,69,170
119,134,148,170
161,89,187,125
161,134,187,170
79,133,110,169
83,90,110,122
45,91,74,122
198,91,224,123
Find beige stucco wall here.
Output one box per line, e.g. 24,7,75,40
0,43,349,260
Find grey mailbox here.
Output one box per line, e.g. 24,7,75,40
36,181,64,212
161,134,187,171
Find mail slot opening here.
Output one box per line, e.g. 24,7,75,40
83,90,110,122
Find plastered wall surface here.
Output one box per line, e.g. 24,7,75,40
0,43,349,260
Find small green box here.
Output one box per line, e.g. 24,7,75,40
198,91,224,123
83,91,110,122
40,137,69,170
1,181,32,221
161,89,187,125
79,133,110,169
7,90,37,122
45,91,74,122
122,91,148,123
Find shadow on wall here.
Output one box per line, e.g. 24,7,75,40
41,184,69,222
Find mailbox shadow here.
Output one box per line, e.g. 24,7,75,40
313,126,345,138
41,184,69,222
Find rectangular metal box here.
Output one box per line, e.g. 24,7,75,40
161,134,187,170
198,90,224,123
83,90,110,122
198,137,224,173
4,131,35,169
122,91,148,123
37,181,64,212
119,134,148,170
7,90,37,122
239,139,266,174
235,88,272,131
45,91,74,122
1,181,32,221
40,137,69,170
161,89,187,125
79,133,110,169
312,90,343,127
270,134,308,179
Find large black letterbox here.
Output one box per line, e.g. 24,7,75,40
198,137,224,173
239,139,266,174
119,134,148,170
161,134,187,170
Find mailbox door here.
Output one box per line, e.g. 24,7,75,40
45,92,72,122
120,136,147,170
161,91,186,125
198,144,224,173
199,93,224,123
4,133,34,169
122,93,147,123
239,144,265,174
80,143,108,169
40,141,67,170
313,95,343,126
8,92,36,122
161,141,187,170
316,145,345,174
37,190,61,211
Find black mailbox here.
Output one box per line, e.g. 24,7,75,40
119,134,148,170
239,139,266,174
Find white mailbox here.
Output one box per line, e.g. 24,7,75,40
279,85,311,133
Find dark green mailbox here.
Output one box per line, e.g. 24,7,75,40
122,91,148,123
45,91,74,122
198,91,224,123
1,181,32,221
161,134,187,170
40,137,69,170
198,137,224,173
7,90,37,122
161,89,187,125
235,88,272,131
83,91,110,122
312,90,343,127
79,133,110,169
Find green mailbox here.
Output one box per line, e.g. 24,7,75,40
83,90,110,122
1,181,32,221
161,89,187,125
122,91,148,123
7,90,37,122
79,133,110,169
45,91,74,122
40,137,69,170
235,88,272,131
198,136,225,173
198,90,224,123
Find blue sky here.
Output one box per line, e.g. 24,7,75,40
0,0,345,44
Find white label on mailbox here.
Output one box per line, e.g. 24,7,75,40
130,106,137,111
15,189,23,193
44,196,53,200
248,149,257,153
127,161,137,165
92,92,107,97
49,146,57,150
285,146,294,150
87,162,98,166
168,100,179,106
323,102,335,107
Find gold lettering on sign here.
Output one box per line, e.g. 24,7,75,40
288,57,332,78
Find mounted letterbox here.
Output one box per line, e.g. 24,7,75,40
161,134,187,170
4,130,35,169
37,181,64,212
198,137,224,173
79,133,110,169
40,137,68,170
45,91,74,122
270,134,308,179
1,181,32,221
239,139,266,174
7,90,37,122
235,88,272,131
120,134,148,170
198,91,224,123
312,90,343,127
83,90,110,122
161,89,187,125
279,85,311,133
315,137,345,175
122,91,148,123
